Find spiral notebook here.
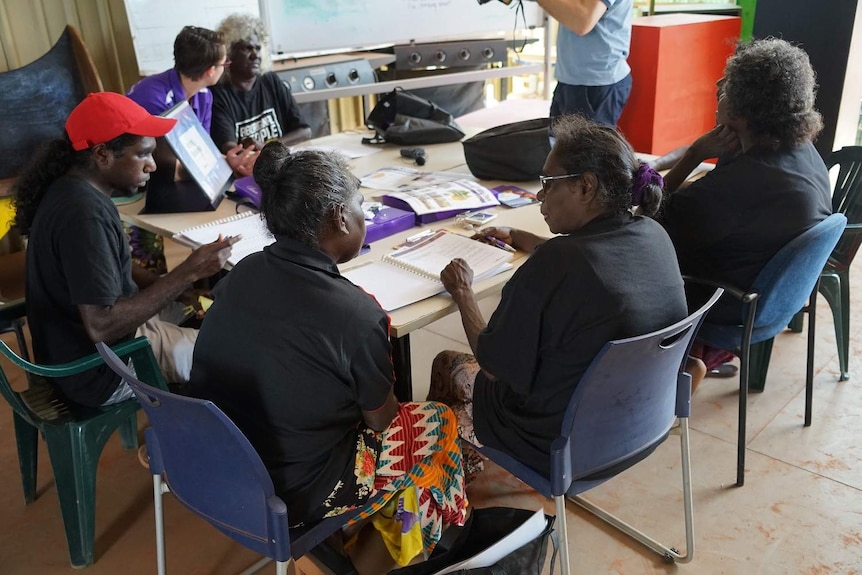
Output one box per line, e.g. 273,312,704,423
172,211,274,267
342,230,513,311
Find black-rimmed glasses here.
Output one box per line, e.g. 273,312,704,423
538,173,582,194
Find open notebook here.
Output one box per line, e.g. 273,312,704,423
172,211,274,268
342,230,513,312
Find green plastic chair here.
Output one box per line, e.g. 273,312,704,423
789,146,862,381
0,306,167,568
0,297,28,362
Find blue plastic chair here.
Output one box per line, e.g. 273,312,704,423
473,289,723,575
689,212,847,487
96,341,356,575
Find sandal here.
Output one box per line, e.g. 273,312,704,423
706,363,739,378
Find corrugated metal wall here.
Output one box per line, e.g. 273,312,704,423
0,0,139,93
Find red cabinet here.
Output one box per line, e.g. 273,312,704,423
618,14,741,155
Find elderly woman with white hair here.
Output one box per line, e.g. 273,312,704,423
210,13,311,154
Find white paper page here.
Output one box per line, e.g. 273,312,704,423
388,232,512,279
174,213,275,267
433,509,547,575
361,167,422,191
360,167,466,192
341,261,444,312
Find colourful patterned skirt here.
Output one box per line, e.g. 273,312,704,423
320,401,468,564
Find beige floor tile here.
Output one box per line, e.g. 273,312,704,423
470,429,862,574
749,370,862,490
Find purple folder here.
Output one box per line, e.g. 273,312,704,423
233,175,262,209
365,205,417,243
380,195,498,224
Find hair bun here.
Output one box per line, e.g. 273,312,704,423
253,141,292,190
631,162,664,205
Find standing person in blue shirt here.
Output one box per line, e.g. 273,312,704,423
537,0,634,126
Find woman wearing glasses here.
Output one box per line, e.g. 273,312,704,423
428,115,688,478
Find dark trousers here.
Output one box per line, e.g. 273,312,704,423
550,73,632,127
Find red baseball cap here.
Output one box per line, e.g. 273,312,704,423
65,92,177,151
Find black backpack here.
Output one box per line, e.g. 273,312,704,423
365,88,465,145
463,118,551,181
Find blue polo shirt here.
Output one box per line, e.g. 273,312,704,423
555,0,633,87
127,68,213,132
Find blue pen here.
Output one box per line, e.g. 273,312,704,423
485,235,516,253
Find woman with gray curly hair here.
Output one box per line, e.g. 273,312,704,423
210,13,311,154
658,38,833,374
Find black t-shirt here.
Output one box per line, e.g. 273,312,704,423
473,213,688,475
661,143,832,323
189,236,393,525
210,72,307,150
26,175,137,406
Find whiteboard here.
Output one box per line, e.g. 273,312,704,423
261,0,545,57
124,0,260,75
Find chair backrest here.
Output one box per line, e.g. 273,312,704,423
95,342,291,562
0,25,102,181
826,146,862,268
750,213,847,333
0,335,41,422
554,288,723,489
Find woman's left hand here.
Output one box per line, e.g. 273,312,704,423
441,258,474,300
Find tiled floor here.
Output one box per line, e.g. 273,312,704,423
1,257,860,574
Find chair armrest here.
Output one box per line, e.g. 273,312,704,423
0,298,25,322
0,336,167,391
842,223,862,235
683,275,758,303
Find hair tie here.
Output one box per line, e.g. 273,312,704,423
631,162,664,206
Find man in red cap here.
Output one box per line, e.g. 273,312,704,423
12,92,237,407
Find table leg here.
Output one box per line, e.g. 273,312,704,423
391,334,412,401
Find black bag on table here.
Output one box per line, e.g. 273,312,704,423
390,507,557,575
462,118,552,182
365,88,465,146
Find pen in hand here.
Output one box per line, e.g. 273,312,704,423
484,235,516,253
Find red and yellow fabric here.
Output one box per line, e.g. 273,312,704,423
333,401,469,565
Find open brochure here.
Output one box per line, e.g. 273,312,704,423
341,230,512,311
172,211,274,268
382,179,499,217
361,167,499,223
